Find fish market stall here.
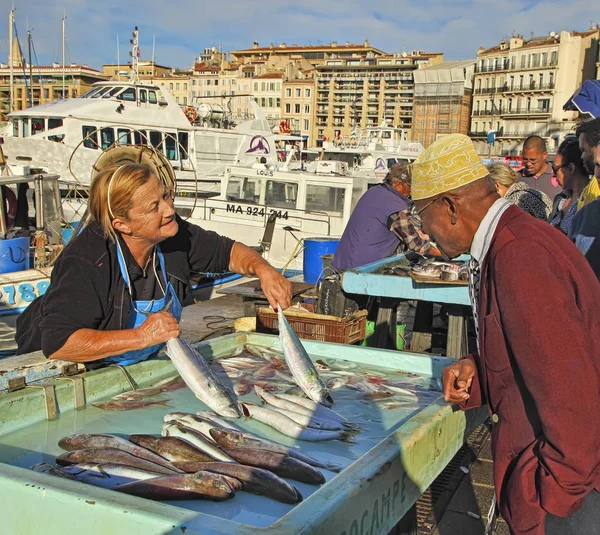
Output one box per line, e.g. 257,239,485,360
0,332,485,534
341,254,472,357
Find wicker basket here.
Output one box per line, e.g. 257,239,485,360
256,305,368,344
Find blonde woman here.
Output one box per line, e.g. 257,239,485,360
16,163,291,365
487,162,552,220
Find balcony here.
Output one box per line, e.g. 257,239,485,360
501,106,551,116
503,82,555,93
509,59,558,72
474,87,499,95
316,120,328,127
474,62,510,73
468,131,487,137
316,108,329,115
472,110,494,117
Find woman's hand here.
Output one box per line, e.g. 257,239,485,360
137,311,181,346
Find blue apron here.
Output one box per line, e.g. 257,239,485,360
103,242,182,366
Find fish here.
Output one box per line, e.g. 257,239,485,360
58,434,182,473
172,461,302,504
55,448,179,475
277,307,333,407
194,411,245,433
30,463,75,480
116,472,237,501
326,377,349,390
222,447,325,485
269,393,350,424
111,376,188,401
161,422,235,463
59,463,164,489
91,399,169,411
254,386,350,431
209,428,343,473
164,337,240,418
252,364,276,380
163,413,220,443
128,435,217,463
239,402,354,443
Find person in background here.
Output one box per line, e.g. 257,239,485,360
487,162,552,220
548,138,590,235
410,134,600,535
517,135,561,199
330,162,436,272
569,143,600,279
576,118,600,209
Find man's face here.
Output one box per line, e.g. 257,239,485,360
579,134,596,176
522,147,547,176
412,196,473,259
594,144,600,181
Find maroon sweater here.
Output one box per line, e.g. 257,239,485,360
462,206,600,535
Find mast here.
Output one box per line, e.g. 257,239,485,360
27,28,33,105
117,34,120,81
61,15,65,98
129,26,139,83
151,33,155,82
8,8,14,113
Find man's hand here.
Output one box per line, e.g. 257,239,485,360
137,311,181,346
256,265,292,310
442,358,475,403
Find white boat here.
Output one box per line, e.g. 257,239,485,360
301,123,424,179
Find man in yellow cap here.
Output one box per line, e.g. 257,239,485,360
409,134,600,535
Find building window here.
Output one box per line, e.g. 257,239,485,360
254,82,258,91
420,104,426,114
277,83,281,91
276,98,280,108
304,104,310,114
419,119,425,129
304,119,309,130
295,88,301,97
520,55,526,68
183,83,188,90
451,118,458,130
430,119,435,129
285,88,291,97
549,72,554,87
550,51,558,65
305,88,311,98
295,103,301,113
176,83,180,90
285,103,291,113
169,83,173,90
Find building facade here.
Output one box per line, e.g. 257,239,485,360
102,61,171,81
412,60,475,147
470,29,599,156
161,72,192,107
313,51,443,143
252,73,283,129
281,79,317,145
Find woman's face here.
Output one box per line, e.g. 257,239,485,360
122,176,178,242
553,153,567,189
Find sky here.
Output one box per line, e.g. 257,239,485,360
0,0,598,71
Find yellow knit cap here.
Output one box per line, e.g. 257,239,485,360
411,134,489,200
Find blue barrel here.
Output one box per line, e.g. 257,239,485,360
0,237,30,274
303,238,340,284
61,221,81,245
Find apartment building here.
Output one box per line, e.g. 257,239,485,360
313,51,443,142
252,73,284,129
470,29,599,156
161,71,192,107
0,62,107,119
281,79,316,146
412,60,475,147
102,61,171,80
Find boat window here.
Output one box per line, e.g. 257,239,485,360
148,91,157,104
81,88,97,98
178,132,189,160
306,184,346,213
116,87,136,102
117,128,131,145
139,89,147,103
265,180,298,209
100,128,115,149
149,131,163,152
82,125,99,149
387,158,397,168
91,87,113,98
381,131,392,139
12,121,18,137
164,132,178,160
226,176,262,204
31,118,45,134
48,118,63,130
133,131,148,145
22,120,29,137
101,87,123,99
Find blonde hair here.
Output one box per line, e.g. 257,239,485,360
487,162,517,188
88,163,156,241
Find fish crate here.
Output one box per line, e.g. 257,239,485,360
255,305,368,344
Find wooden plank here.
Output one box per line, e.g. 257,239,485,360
408,272,468,286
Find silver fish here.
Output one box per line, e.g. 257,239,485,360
277,307,333,407
270,393,350,424
59,463,163,489
165,337,240,418
164,412,219,443
161,422,235,463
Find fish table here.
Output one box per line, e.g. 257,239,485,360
0,333,486,535
341,254,472,357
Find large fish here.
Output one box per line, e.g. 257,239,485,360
209,428,343,473
277,307,333,407
116,472,237,501
165,337,240,418
172,461,302,504
58,434,182,473
56,448,179,475
161,422,235,463
239,402,353,443
58,463,164,489
128,435,217,463
222,447,325,485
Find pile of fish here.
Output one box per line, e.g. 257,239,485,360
31,410,345,505
383,257,468,282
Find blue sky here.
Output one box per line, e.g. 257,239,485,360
1,0,596,71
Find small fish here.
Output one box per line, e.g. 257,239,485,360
91,399,169,411
116,472,237,501
128,435,217,463
277,307,333,407
165,337,240,419
163,413,219,442
234,381,253,396
172,461,302,504
56,448,179,475
30,463,75,480
327,377,349,390
252,364,276,380
59,463,163,489
161,422,235,463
